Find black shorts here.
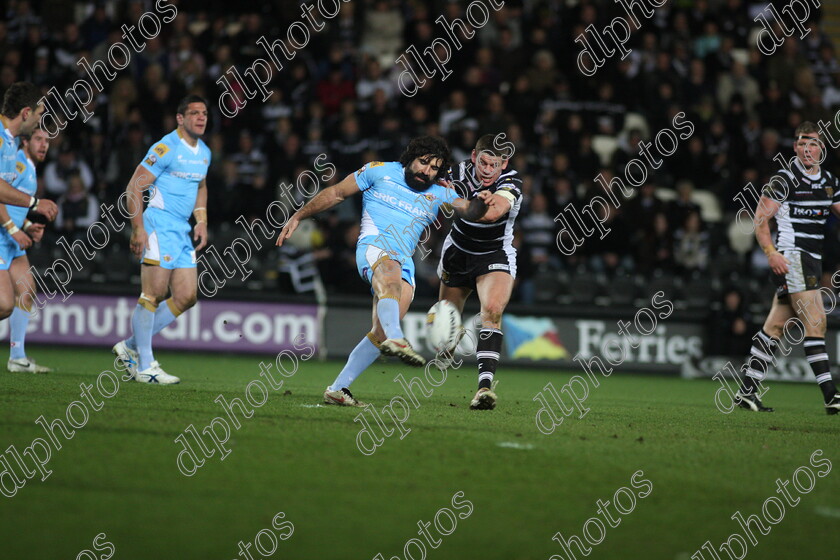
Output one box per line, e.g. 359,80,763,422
437,239,517,289
772,250,821,298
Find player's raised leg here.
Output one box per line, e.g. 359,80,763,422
469,271,513,410
7,254,49,373
374,259,425,367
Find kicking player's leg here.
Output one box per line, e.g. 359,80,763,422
736,294,793,411
469,271,513,410
7,255,49,373
789,289,839,412
373,259,425,366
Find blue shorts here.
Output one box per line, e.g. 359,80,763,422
0,232,25,271
356,235,415,289
142,210,195,269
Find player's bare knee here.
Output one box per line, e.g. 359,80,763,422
0,302,13,320
175,291,197,311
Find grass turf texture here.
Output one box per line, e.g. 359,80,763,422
1,345,838,560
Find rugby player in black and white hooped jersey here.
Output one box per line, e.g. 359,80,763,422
735,121,840,414
436,133,521,410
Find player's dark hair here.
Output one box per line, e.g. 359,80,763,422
795,121,820,140
176,95,208,116
474,133,510,159
1,82,40,119
399,135,452,178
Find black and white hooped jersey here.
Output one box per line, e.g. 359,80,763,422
765,158,840,260
445,160,523,254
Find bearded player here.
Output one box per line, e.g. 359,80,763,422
277,135,491,406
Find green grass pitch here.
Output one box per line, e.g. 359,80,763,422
0,345,838,559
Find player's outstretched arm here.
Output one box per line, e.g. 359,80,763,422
450,190,492,222
193,179,208,251
754,195,788,275
126,164,156,259
276,173,360,247
0,203,31,250
0,178,57,220
476,192,512,223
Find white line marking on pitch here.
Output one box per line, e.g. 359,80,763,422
496,442,535,450
815,506,840,518
300,404,325,408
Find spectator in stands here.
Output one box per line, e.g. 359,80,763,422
230,130,268,187
44,144,95,198
674,211,710,274
54,174,99,242
667,180,702,231
636,212,674,275
708,288,753,357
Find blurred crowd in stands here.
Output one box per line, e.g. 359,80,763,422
3,0,840,313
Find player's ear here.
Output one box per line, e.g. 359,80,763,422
470,150,476,164
501,158,509,170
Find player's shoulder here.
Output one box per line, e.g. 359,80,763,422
357,160,398,179
150,131,178,156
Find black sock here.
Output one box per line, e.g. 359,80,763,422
477,328,503,390
803,337,837,402
740,329,777,396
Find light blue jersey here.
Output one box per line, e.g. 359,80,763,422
0,143,27,270
138,129,211,269
354,161,459,286
139,129,211,222
0,118,19,186
9,149,36,227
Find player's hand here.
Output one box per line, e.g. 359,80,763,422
25,223,44,243
11,230,31,249
130,226,148,259
193,222,208,251
768,251,789,275
476,190,495,206
276,215,299,247
437,178,452,188
33,199,57,221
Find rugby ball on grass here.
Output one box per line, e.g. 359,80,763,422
426,300,462,352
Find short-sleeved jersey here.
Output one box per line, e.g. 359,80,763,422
355,161,460,257
445,159,522,254
766,159,840,260
139,129,211,222
9,149,36,226
0,118,19,186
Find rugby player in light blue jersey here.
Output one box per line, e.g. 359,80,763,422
0,126,49,373
112,96,211,385
0,83,58,363
277,136,492,406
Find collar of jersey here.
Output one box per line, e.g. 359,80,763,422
176,128,200,155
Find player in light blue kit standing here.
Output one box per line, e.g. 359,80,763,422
276,136,492,406
0,83,58,372
112,96,211,384
1,126,49,372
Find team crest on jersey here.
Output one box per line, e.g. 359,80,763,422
163,255,172,262
826,186,834,198
145,154,157,166
423,194,435,202
15,161,25,174
153,143,169,157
